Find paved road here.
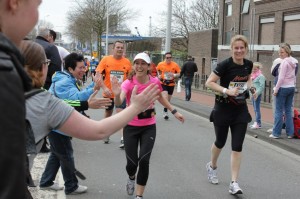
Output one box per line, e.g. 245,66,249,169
30,103,300,199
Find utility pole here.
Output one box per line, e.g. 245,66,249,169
165,0,172,52
149,16,152,37
105,0,109,56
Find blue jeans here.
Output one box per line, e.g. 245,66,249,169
184,77,193,100
40,131,78,194
252,94,262,126
273,87,295,137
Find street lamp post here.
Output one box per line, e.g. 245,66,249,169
165,0,172,52
105,0,109,56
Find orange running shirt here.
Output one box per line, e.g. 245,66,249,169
96,55,132,97
156,61,181,86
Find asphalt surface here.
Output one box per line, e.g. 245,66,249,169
28,85,300,198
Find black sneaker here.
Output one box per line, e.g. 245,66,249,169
40,144,50,153
119,139,124,149
163,111,169,120
103,137,110,144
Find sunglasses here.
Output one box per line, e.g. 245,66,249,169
42,59,51,66
166,57,172,59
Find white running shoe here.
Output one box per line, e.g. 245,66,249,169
67,185,88,195
267,128,273,133
269,134,279,139
229,181,243,195
250,123,261,129
249,122,257,128
103,137,110,144
126,178,135,195
206,162,218,184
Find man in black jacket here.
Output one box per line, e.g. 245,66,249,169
35,27,62,90
35,27,62,153
179,56,198,101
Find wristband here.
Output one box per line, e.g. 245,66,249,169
222,88,227,95
171,109,177,114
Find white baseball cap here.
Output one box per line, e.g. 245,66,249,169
133,52,150,64
91,56,95,59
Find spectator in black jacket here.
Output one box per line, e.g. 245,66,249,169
35,27,62,90
179,56,198,101
0,0,40,198
35,27,62,153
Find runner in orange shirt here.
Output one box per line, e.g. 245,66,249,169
96,41,131,147
156,52,181,120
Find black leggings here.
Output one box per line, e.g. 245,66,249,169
213,123,247,152
124,124,156,186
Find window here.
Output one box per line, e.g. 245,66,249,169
260,23,274,45
242,30,249,39
226,3,232,16
283,14,300,44
259,17,275,44
225,31,231,45
242,0,250,14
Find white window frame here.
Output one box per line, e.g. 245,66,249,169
242,0,250,14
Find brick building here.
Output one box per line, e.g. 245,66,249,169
218,0,300,106
188,29,219,78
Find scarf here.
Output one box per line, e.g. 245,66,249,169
251,69,262,80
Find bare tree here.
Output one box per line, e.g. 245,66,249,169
157,0,219,52
189,0,219,31
66,0,134,58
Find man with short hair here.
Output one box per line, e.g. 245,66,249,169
157,52,181,119
48,29,70,71
96,41,131,148
179,55,198,101
35,27,61,90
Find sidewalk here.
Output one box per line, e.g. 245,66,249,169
172,89,300,156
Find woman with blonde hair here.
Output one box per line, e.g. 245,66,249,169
205,35,253,195
270,43,297,139
249,62,265,129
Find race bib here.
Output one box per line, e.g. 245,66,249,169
164,72,174,80
110,70,124,83
90,65,96,70
228,82,247,93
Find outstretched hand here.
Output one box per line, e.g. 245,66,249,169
111,76,121,96
88,90,112,109
93,73,103,91
174,112,185,123
130,84,160,112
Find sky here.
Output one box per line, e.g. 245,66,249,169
38,0,171,42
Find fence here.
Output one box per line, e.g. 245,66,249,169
183,74,296,106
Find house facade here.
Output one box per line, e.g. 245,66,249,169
218,0,300,106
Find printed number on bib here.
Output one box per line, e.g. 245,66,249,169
110,70,124,83
228,82,247,93
164,72,174,80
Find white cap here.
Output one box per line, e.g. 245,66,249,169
133,52,150,64
91,56,95,59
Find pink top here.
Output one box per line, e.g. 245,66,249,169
121,75,163,126
274,56,297,93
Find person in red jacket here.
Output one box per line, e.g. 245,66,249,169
143,51,157,77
